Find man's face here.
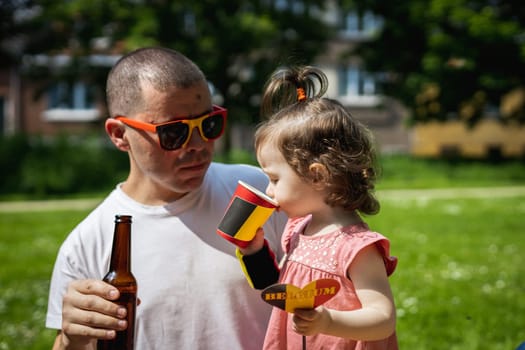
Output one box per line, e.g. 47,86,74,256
121,80,217,203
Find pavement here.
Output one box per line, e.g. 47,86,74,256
377,185,525,201
1,186,524,213
0,197,103,213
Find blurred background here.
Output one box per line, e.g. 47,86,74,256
0,0,524,197
0,1,524,349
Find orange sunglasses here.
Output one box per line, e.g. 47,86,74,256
115,105,227,150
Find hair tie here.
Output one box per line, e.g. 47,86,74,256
296,87,307,102
362,168,369,179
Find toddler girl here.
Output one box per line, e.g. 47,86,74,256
239,66,398,349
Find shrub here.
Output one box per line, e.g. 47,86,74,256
0,133,128,198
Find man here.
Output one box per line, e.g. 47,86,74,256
46,47,286,349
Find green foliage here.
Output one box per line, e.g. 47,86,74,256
1,136,524,199
12,1,336,126
349,0,525,124
0,134,128,198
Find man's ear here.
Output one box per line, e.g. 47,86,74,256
308,162,329,189
105,118,130,151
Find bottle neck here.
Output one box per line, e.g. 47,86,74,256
109,216,132,272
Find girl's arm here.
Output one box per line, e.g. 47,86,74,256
293,244,396,340
236,229,280,289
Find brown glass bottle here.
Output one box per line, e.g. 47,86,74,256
97,215,137,350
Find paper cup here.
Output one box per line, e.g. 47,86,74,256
217,180,279,248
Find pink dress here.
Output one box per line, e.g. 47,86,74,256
263,215,398,350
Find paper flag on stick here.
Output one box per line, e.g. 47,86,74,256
261,279,341,313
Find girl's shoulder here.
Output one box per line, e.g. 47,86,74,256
339,225,398,276
281,216,311,253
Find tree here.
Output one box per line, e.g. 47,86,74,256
6,0,336,127
0,0,38,65
341,0,525,125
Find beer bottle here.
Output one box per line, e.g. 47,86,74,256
97,215,137,350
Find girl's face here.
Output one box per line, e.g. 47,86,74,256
257,141,326,218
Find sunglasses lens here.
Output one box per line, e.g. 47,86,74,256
156,111,225,150
202,114,224,139
158,123,189,150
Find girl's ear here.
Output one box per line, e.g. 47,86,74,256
308,162,329,189
105,118,130,151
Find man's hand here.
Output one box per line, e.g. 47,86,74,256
56,279,128,350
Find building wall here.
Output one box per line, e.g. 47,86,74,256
0,69,14,135
412,120,525,158
20,82,101,136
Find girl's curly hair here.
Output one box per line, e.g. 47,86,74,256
255,66,380,215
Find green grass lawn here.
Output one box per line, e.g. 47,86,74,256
368,194,525,349
1,155,524,349
0,210,90,349
1,193,524,349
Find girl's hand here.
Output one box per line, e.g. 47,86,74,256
292,306,331,336
238,228,265,255
290,245,396,341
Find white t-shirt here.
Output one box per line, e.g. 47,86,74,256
46,162,287,350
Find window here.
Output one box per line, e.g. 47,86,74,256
339,65,376,96
340,10,383,40
0,96,4,134
337,65,380,106
273,0,306,14
183,11,196,35
44,81,100,122
48,81,95,109
23,54,119,122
